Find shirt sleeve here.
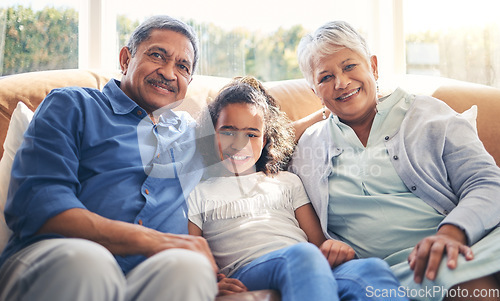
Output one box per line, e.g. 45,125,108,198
287,172,311,210
187,187,204,230
5,89,87,240
439,112,500,245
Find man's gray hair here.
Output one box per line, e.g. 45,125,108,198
297,20,371,88
126,15,199,73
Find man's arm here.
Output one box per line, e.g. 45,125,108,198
38,208,218,272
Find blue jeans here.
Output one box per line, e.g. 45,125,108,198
231,243,407,301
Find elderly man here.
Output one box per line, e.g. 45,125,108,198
0,15,217,301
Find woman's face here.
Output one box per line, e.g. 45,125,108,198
312,47,378,124
214,103,266,176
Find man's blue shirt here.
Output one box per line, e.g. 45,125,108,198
1,79,204,273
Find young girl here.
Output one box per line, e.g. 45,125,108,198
188,76,407,300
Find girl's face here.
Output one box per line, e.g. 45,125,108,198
214,102,266,176
312,47,378,125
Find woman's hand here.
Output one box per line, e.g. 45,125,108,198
408,224,474,283
216,273,248,296
320,239,356,268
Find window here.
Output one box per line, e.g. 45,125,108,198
404,0,500,87
2,0,500,89
0,0,79,75
113,0,390,81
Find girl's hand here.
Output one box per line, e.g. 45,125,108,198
217,273,248,296
408,224,474,283
320,239,356,268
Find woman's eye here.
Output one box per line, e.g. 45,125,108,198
345,64,357,71
319,75,332,83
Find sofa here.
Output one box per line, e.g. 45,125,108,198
0,69,500,301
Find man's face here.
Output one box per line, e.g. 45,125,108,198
119,29,194,114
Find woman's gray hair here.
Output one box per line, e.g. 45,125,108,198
297,20,371,88
126,15,199,73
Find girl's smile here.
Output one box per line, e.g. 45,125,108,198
215,102,266,176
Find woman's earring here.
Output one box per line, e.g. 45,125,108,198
322,106,327,119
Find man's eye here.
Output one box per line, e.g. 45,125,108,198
178,64,190,74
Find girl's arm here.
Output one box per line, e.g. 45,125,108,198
188,221,248,296
295,204,355,267
188,221,203,236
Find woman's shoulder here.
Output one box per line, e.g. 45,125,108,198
297,119,329,146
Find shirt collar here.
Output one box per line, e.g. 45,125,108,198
103,79,182,128
103,79,140,115
376,87,408,115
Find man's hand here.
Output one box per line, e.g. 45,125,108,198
137,229,219,274
216,273,248,296
408,224,474,283
319,239,356,268
37,208,219,274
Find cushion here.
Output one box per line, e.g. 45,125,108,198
0,102,34,251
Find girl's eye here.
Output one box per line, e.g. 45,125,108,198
220,131,235,136
247,133,257,138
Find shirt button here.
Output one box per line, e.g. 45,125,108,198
384,136,390,141
411,186,417,191
138,219,143,225
393,155,399,160
137,110,143,116
145,189,150,195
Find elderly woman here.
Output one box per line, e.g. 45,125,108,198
289,20,500,301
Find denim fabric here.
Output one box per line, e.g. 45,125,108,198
231,242,408,301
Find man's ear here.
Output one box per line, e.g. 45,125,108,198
119,47,131,75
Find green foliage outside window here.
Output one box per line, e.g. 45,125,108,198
0,5,305,81
1,5,499,87
0,5,78,75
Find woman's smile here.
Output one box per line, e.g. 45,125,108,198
336,87,360,101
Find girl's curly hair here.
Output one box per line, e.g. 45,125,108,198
197,76,296,175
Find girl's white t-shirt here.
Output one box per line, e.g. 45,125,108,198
188,171,310,276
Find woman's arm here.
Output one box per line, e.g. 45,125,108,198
295,204,355,267
291,108,329,142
